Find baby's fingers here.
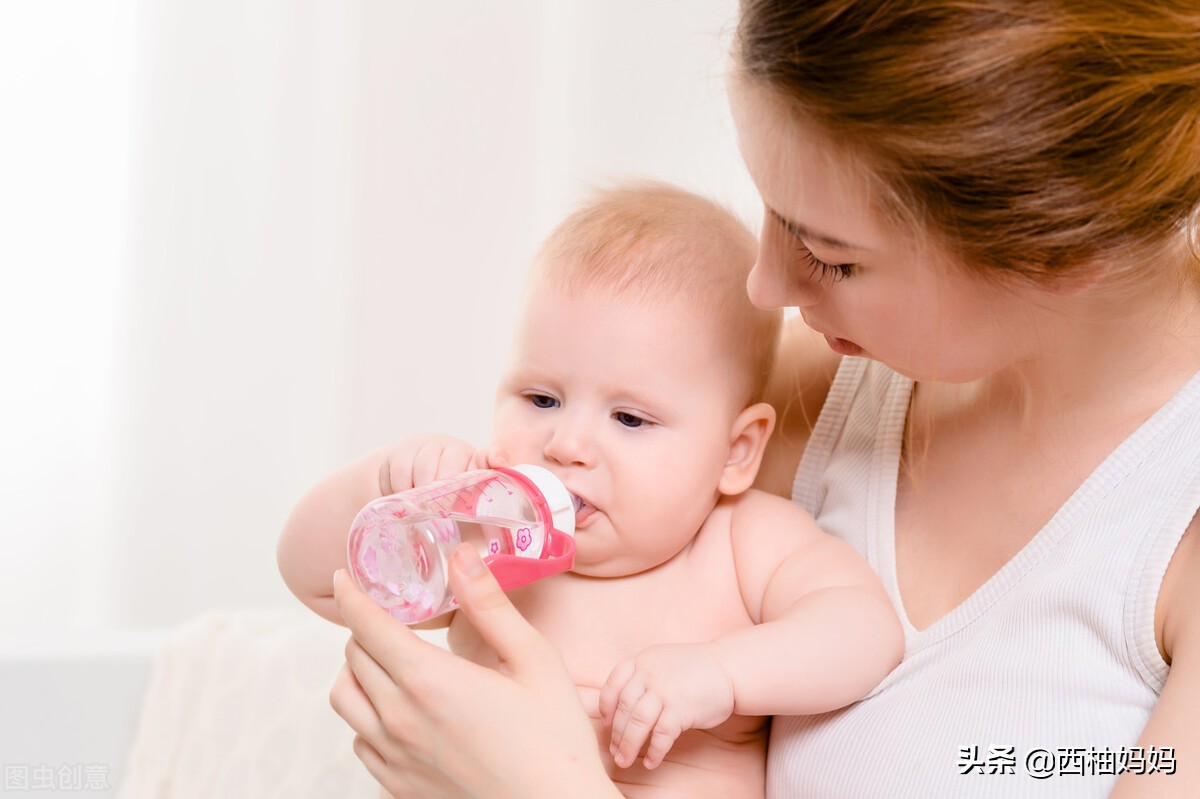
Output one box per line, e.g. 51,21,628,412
381,435,473,494
469,446,509,471
599,659,635,726
411,439,466,485
642,711,684,770
611,691,662,769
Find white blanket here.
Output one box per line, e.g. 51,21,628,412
117,610,381,799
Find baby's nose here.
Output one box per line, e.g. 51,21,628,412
543,420,593,467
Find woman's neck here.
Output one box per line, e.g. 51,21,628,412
927,269,1200,445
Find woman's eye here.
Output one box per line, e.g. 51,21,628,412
769,209,854,283
800,248,854,283
528,394,559,409
614,412,647,428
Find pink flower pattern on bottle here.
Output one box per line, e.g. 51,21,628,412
515,527,532,552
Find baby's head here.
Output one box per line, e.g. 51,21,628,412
491,181,783,577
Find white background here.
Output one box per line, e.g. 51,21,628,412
0,0,761,640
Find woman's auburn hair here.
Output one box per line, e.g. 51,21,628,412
737,0,1200,281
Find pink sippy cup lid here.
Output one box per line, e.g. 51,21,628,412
480,466,576,592
511,464,576,538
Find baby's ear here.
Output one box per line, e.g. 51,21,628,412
719,402,776,496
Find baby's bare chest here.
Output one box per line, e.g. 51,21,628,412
449,551,752,688
446,553,769,796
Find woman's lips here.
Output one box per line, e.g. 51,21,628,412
824,334,864,356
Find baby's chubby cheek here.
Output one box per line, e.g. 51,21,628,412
485,432,540,467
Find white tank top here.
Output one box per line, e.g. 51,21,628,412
767,357,1200,798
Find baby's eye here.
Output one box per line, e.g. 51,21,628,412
527,394,559,410
614,411,648,429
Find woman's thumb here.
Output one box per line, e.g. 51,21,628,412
446,544,547,672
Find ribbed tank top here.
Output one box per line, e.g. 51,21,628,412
767,358,1200,798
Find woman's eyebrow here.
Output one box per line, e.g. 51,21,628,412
768,206,868,252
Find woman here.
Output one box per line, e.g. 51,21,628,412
330,1,1200,796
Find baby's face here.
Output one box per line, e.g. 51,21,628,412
491,281,744,577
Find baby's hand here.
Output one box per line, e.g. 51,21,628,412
598,643,735,770
380,436,509,494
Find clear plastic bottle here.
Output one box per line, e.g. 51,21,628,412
346,465,576,624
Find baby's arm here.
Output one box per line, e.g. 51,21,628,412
277,435,481,625
600,491,903,769
712,491,903,713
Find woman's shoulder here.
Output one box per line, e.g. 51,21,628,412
1157,511,1200,666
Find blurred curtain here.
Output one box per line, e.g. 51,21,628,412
0,0,749,635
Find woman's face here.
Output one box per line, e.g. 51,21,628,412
729,75,1046,383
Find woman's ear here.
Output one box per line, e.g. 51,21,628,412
718,402,777,496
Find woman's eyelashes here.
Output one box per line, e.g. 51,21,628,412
799,247,854,283
768,208,855,283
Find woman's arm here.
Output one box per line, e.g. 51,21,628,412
331,546,622,799
753,316,841,498
1110,514,1200,798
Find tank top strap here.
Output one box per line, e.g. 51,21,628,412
792,357,908,516
1125,371,1200,691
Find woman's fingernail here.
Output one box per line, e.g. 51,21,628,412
455,545,487,577
333,569,345,589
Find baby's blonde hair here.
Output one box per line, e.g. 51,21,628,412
531,180,782,405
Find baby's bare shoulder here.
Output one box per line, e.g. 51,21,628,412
690,491,829,573
724,488,826,546
720,489,875,611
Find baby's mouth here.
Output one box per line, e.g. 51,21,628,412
570,493,595,519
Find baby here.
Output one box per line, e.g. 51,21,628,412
278,182,903,798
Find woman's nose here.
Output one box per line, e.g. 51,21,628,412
543,417,593,467
747,258,821,310
748,232,821,310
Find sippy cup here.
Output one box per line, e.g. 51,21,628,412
346,465,576,624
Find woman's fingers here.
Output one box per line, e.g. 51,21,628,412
444,544,557,678
333,568,435,683
329,660,389,744
351,734,386,778
331,552,612,798
342,636,418,735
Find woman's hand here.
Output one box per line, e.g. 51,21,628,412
330,544,619,799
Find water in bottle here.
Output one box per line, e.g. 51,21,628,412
347,464,575,624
